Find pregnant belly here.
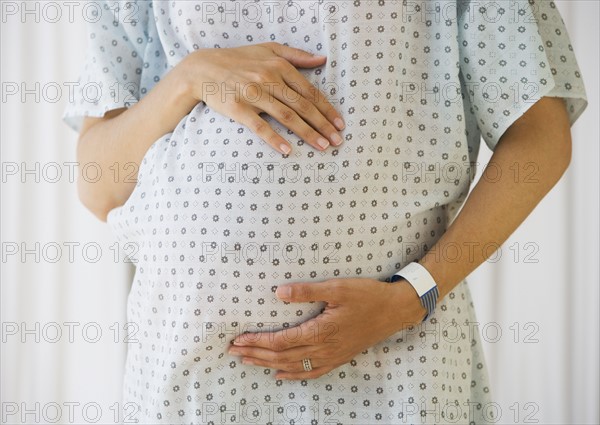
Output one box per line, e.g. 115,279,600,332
108,102,458,353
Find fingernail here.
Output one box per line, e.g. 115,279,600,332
276,285,291,300
317,137,329,149
334,117,345,130
232,340,245,346
330,133,343,146
280,143,291,154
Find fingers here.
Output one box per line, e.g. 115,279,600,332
275,365,335,380
258,97,333,152
232,317,340,352
248,67,344,152
229,344,318,369
280,69,345,132
245,358,335,380
255,44,346,148
228,343,339,379
238,89,341,154
236,106,294,155
265,42,328,69
276,280,344,304
276,81,345,147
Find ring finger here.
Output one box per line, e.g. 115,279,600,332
241,355,320,373
229,344,321,372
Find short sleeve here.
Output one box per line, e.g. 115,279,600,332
457,0,588,151
62,0,150,132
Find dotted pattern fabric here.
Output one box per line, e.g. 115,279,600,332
63,1,587,424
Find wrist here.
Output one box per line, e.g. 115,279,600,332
418,251,451,301
388,260,440,323
172,52,205,106
388,278,428,329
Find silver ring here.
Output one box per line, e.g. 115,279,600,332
302,358,313,372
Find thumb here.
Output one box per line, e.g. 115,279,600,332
275,281,336,303
269,43,327,68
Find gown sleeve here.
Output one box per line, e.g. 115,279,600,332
62,0,150,133
457,0,588,152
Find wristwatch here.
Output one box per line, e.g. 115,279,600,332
388,261,439,322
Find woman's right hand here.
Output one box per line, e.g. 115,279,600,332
177,42,345,154
76,42,345,221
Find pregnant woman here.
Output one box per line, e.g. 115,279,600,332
64,1,587,423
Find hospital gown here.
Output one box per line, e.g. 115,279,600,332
63,1,587,423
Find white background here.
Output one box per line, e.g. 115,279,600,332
1,1,598,424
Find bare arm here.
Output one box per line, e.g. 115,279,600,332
412,96,572,306
77,64,197,222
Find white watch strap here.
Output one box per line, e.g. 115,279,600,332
392,261,437,297
391,261,439,321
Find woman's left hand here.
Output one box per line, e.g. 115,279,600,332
227,277,427,380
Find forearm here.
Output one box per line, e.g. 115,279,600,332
419,96,573,300
76,57,200,221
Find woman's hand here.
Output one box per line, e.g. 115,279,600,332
178,42,345,155
77,42,345,221
227,277,427,380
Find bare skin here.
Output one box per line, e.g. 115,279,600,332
226,96,573,380
76,42,346,222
